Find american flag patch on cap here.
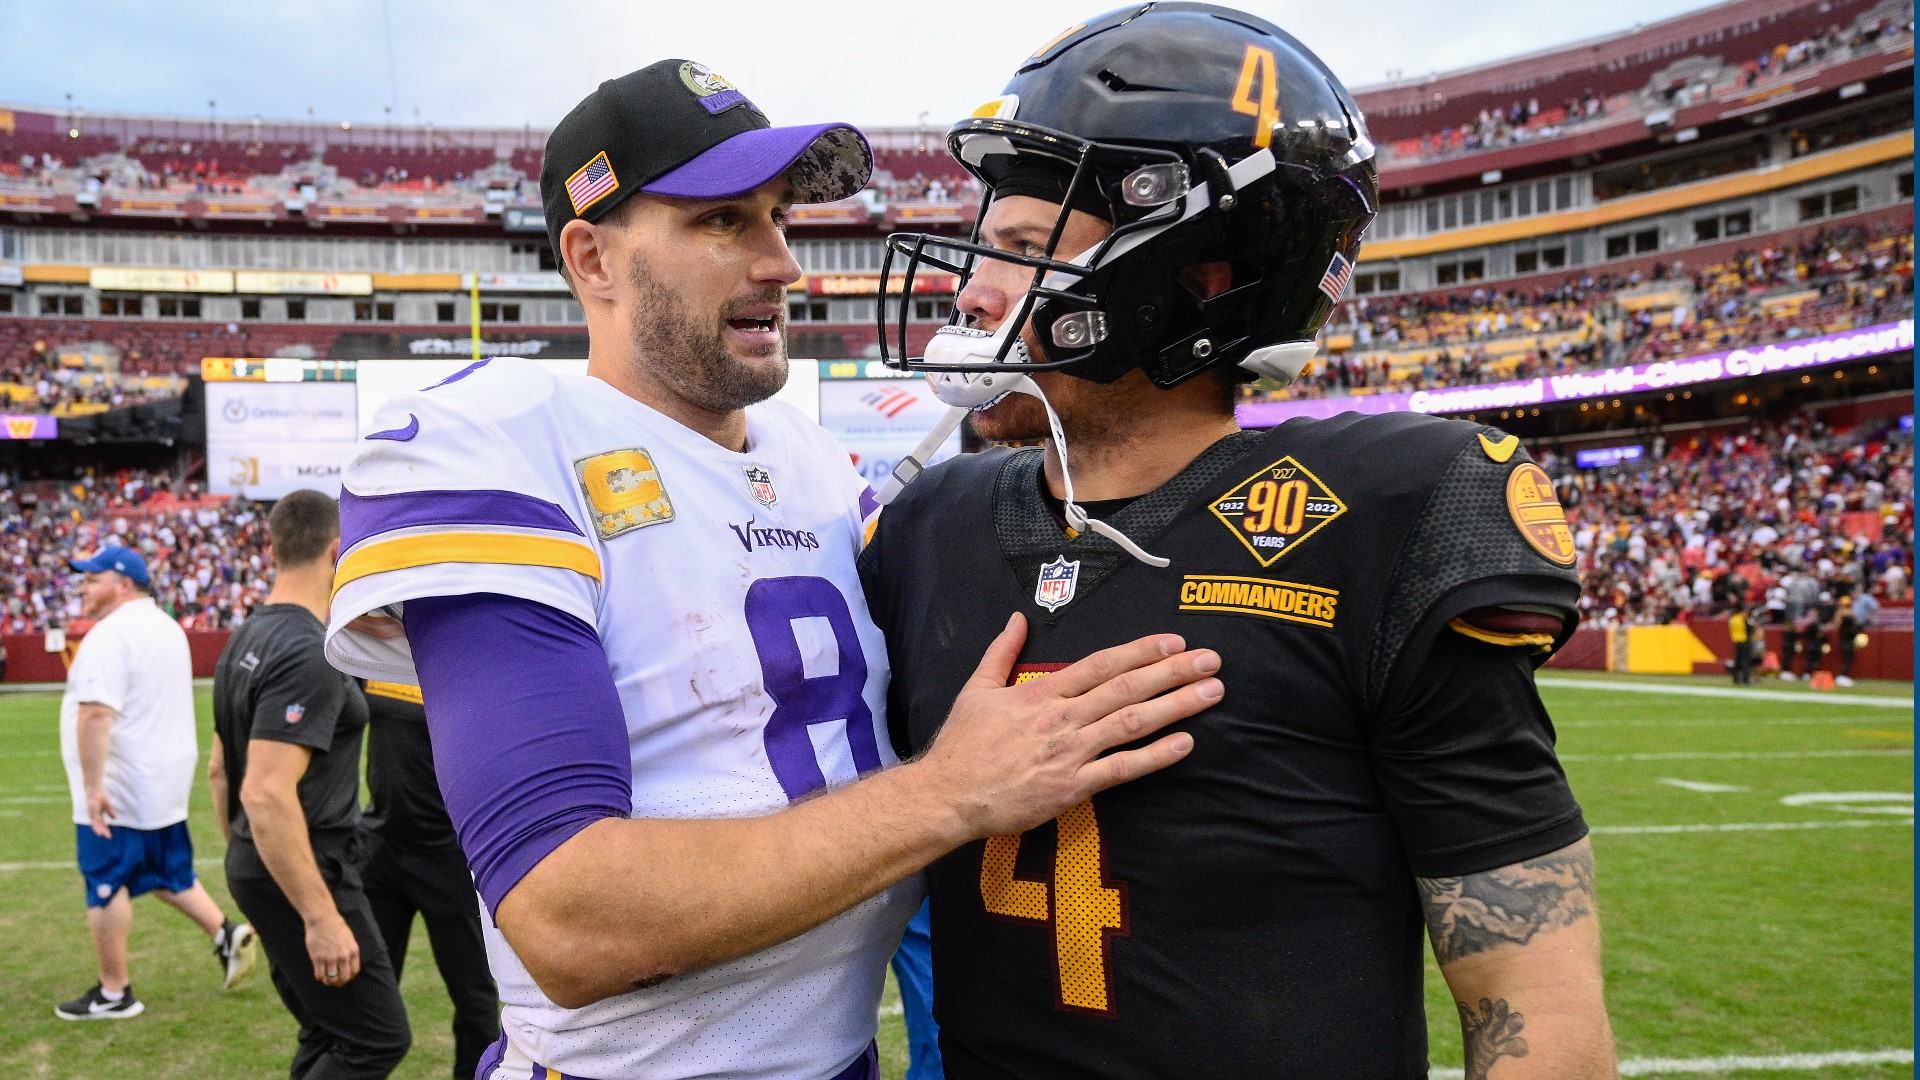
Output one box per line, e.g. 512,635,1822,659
1318,252,1355,301
566,151,620,215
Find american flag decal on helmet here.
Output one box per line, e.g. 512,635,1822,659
566,151,620,215
1318,252,1354,301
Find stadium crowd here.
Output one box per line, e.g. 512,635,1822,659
1390,7,1913,163
1,468,271,634
1272,221,1914,400
1544,412,1914,629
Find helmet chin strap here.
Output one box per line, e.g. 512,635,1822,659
878,322,1171,569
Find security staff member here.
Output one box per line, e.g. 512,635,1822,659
212,491,410,1078
360,678,500,1080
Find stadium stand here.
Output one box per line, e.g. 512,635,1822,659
1281,215,1914,399
1361,0,1911,163
1544,411,1912,627
2,468,268,633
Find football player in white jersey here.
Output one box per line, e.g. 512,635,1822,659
324,61,1224,1080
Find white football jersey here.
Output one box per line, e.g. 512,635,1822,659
324,357,919,1080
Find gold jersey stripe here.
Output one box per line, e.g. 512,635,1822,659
333,532,602,598
1448,617,1557,650
364,680,424,704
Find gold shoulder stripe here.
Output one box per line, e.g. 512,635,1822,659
333,532,602,599
1449,617,1556,650
365,681,424,705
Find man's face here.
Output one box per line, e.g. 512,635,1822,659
954,195,1124,444
78,571,128,620
588,177,803,414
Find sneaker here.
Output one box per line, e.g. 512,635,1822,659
1779,671,1796,681
1836,675,1856,687
55,983,143,1021
215,920,259,991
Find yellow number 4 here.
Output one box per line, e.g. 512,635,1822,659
980,799,1128,1015
1231,44,1281,149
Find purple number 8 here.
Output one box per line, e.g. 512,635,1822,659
745,576,883,802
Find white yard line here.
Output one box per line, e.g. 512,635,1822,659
1592,820,1912,835
1432,1048,1912,1078
1561,749,1912,762
1659,779,1750,793
1536,677,1913,708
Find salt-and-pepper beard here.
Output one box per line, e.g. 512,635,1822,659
626,254,790,414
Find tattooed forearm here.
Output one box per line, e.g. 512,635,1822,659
1459,997,1529,1080
1417,840,1595,964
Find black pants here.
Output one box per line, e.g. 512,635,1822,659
1731,640,1754,684
227,833,412,1080
362,836,499,1080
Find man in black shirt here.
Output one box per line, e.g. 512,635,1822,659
863,8,1614,1078
360,678,499,1080
212,490,410,1078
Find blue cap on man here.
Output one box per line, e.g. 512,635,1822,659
69,545,151,588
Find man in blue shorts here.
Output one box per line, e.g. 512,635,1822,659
56,544,258,1020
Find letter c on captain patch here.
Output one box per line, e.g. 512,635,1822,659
576,447,675,539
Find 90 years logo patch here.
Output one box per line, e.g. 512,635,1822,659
1209,456,1346,567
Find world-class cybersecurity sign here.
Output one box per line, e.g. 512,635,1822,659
1239,318,1914,426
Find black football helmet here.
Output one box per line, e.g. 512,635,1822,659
878,2,1377,389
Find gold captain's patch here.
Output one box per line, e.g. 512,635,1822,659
1208,456,1346,567
576,447,674,540
1506,462,1576,565
1179,575,1339,628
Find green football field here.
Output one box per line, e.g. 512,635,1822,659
0,674,1910,1079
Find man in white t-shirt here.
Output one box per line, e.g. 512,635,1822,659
54,545,258,1021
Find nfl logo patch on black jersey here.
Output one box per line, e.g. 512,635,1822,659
1035,555,1080,612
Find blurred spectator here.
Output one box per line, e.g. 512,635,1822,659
2,468,272,633
1538,413,1913,630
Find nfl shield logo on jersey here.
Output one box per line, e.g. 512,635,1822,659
285,704,305,724
1034,555,1080,612
744,465,778,508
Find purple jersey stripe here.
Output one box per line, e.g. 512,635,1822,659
339,487,585,554
858,484,880,521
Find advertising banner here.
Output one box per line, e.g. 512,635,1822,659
329,331,590,360
1238,319,1915,427
208,439,357,500
206,382,358,497
89,267,235,293
0,415,56,439
474,272,570,292
234,271,374,295
818,378,961,492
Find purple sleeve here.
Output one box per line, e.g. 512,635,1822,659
402,592,632,917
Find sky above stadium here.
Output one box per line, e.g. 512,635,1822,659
11,0,1708,131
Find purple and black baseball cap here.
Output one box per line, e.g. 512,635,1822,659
540,59,872,261
70,545,150,588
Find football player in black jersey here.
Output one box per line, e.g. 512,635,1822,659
860,6,1617,1078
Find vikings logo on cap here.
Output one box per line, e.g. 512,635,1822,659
679,62,754,115
1035,555,1080,612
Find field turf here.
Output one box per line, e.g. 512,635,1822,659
0,674,1910,1079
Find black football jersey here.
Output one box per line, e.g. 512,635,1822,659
861,413,1587,1079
